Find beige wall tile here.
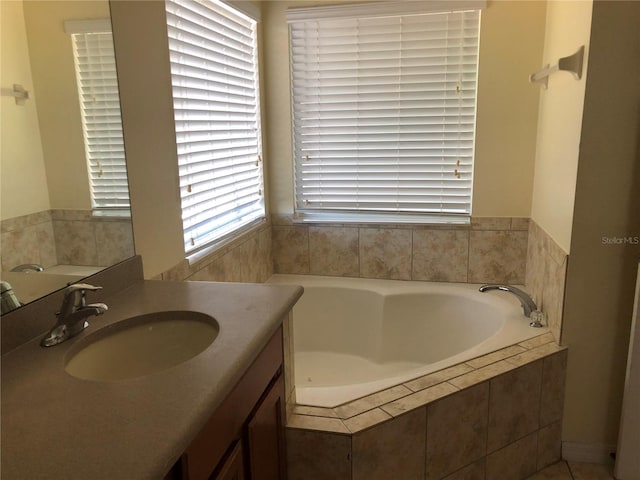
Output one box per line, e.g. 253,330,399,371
466,345,528,369
518,333,555,350
35,221,57,268
426,383,489,479
486,432,538,480
163,258,190,281
335,385,411,419
540,350,568,426
537,422,562,471
286,429,351,480
442,459,486,480
546,236,567,267
382,382,458,417
541,256,567,340
188,257,226,282
288,414,349,434
468,230,528,284
449,360,517,390
272,225,309,274
94,220,135,266
352,408,426,480
487,360,543,453
53,220,99,265
471,217,512,230
344,408,391,434
359,228,411,280
412,229,469,282
1,214,29,233
506,343,564,368
511,218,531,231
404,364,474,392
257,225,274,281
524,220,568,345
525,221,547,308
1,226,41,271
309,227,359,276
293,405,338,418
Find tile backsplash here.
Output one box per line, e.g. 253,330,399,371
159,221,274,284
525,220,568,343
272,215,530,285
158,214,568,345
0,209,134,272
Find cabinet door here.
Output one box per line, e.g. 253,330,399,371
215,442,245,480
246,373,286,480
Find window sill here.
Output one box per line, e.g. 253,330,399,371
91,209,131,221
292,212,470,228
185,217,268,266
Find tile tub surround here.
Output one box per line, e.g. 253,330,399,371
1,210,57,271
0,209,134,272
525,220,568,343
286,332,567,480
158,221,273,283
271,215,529,284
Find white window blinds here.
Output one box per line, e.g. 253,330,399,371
166,0,265,254
289,7,481,220
68,23,129,210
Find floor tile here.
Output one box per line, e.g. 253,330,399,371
525,461,572,479
568,462,615,480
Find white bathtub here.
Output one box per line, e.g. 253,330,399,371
268,274,548,407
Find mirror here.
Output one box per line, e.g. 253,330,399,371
0,0,134,311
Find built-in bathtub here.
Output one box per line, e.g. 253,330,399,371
268,274,567,479
268,274,549,407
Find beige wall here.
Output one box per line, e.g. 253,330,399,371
110,0,184,279
530,0,593,254
0,0,51,220
472,0,546,217
263,0,547,217
562,0,640,451
22,1,112,211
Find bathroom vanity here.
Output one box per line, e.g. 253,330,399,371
0,257,303,479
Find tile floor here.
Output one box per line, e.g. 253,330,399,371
526,461,616,480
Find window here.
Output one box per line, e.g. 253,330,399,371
66,19,129,212
165,0,265,255
289,2,482,222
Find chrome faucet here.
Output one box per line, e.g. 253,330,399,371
40,283,108,347
11,263,44,272
479,284,538,318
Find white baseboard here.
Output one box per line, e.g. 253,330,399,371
562,441,616,464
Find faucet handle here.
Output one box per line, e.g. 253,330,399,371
62,284,103,310
64,283,102,296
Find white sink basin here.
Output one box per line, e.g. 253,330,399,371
65,311,219,381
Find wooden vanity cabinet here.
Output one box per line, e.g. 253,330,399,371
167,326,286,480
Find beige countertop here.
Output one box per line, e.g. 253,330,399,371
1,279,303,480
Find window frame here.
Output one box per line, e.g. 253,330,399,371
65,19,130,215
165,0,266,256
288,1,484,224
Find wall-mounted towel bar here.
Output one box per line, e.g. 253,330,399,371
530,46,585,89
1,84,30,105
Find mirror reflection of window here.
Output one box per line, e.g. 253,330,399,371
65,19,129,215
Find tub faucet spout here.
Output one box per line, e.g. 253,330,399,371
479,284,537,318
